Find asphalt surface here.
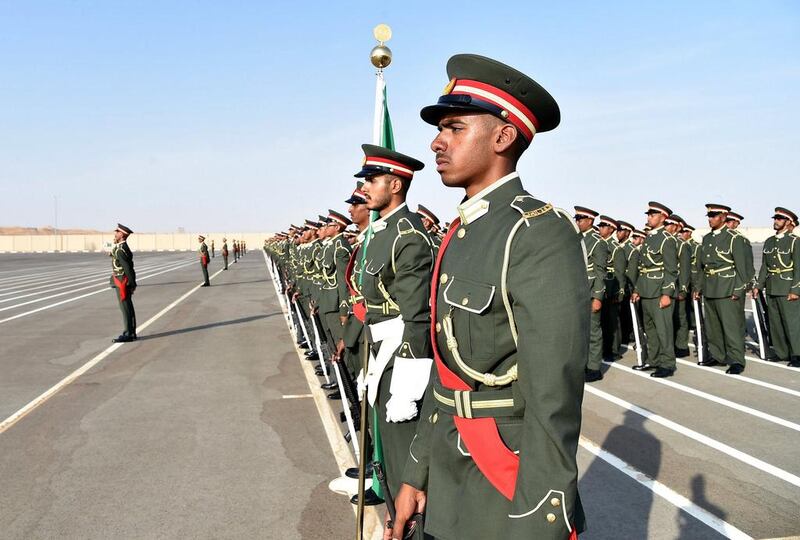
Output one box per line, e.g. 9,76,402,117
1,248,798,540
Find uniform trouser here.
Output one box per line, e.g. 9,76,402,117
323,311,344,355
223,254,228,269
115,288,136,336
374,361,421,498
642,297,676,369
704,296,745,366
201,263,210,285
601,299,620,358
766,294,800,360
587,304,603,370
673,298,690,351
619,293,633,347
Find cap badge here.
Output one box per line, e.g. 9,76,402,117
442,77,457,96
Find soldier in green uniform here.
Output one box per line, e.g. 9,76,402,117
221,238,229,270
726,211,756,290
665,214,691,357
616,221,636,348
354,143,433,502
110,223,137,343
679,223,701,344
693,204,750,374
417,205,443,252
574,206,607,382
393,54,587,540
597,215,626,362
753,207,800,367
630,202,678,378
198,235,211,286
211,239,215,258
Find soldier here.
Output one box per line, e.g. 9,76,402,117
597,215,626,362
693,204,750,374
630,202,678,378
110,223,137,343
616,221,636,348
417,204,443,253
679,223,701,345
726,211,756,289
198,235,211,286
211,239,215,258
753,208,800,367
222,237,229,270
574,206,607,382
353,143,433,504
393,54,587,540
233,239,239,262
665,214,691,358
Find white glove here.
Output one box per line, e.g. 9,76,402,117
385,396,419,423
356,369,366,401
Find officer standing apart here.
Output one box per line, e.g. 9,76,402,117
110,223,137,343
693,204,749,374
574,206,607,382
630,202,678,378
753,207,800,367
392,54,588,540
198,235,211,287
355,143,433,501
211,239,215,258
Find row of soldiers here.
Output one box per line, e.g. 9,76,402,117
578,203,799,381
264,54,798,540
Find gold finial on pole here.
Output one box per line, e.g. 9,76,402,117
370,23,392,69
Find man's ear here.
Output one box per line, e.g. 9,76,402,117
494,123,519,154
390,176,404,195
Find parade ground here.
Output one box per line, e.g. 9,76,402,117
0,251,798,540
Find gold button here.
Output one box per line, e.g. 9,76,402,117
546,513,556,523
431,412,438,424
435,322,442,333
461,297,469,305
440,273,448,284
551,498,560,507
457,228,466,238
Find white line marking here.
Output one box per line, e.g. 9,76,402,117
282,394,314,399
585,386,800,488
0,266,226,434
0,260,197,325
620,344,800,397
261,252,382,540
602,361,800,433
580,436,753,540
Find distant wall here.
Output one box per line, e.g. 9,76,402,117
0,233,274,253
692,227,773,243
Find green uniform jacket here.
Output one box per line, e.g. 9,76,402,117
634,227,678,299
582,230,607,300
361,203,433,359
110,241,136,288
757,233,800,296
604,237,626,302
676,237,692,296
687,238,701,292
695,228,750,299
199,242,209,265
402,175,587,540
318,234,351,314
731,229,756,288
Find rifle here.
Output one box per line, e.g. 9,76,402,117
309,312,331,384
692,297,706,364
629,300,646,366
373,461,424,539
750,296,769,359
332,360,360,459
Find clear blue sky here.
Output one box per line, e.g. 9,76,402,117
1,1,797,232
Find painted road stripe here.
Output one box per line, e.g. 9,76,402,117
602,361,800,433
0,266,227,435
0,259,193,312
585,386,800,488
282,394,314,399
0,260,197,325
262,252,382,540
579,436,752,540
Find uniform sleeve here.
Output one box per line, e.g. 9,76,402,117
661,236,678,297
756,241,768,290
613,246,626,301
678,242,691,295
335,240,352,316
506,217,587,538
626,248,640,290
590,239,608,300
391,234,433,359
401,372,436,490
731,235,749,295
119,247,136,288
791,237,800,295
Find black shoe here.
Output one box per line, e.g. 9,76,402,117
675,349,690,358
350,488,383,506
201,283,210,287
321,382,337,390
725,364,745,375
327,391,341,400
112,334,132,343
603,355,617,363
788,360,800,368
650,367,675,378
585,369,603,383
305,351,320,360
632,364,656,371
345,464,374,479
697,358,720,367
314,369,324,376
298,341,310,350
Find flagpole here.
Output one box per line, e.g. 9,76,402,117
356,23,393,540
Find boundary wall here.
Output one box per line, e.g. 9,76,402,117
0,232,274,253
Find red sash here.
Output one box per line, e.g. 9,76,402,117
344,245,366,322
113,275,129,301
430,217,520,501
201,254,209,266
